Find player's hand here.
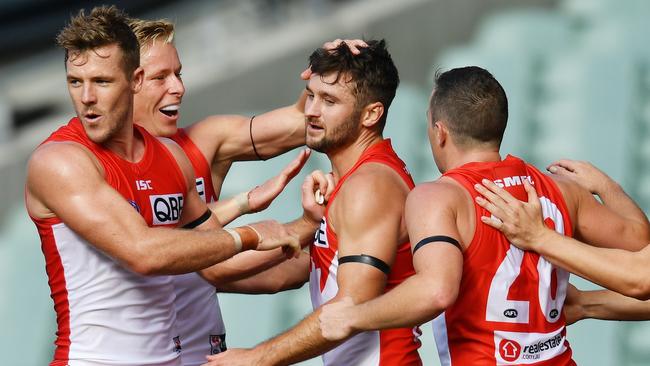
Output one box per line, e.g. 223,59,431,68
319,296,358,341
301,170,336,225
563,284,586,326
547,159,614,196
248,220,300,258
202,348,259,366
248,148,311,212
474,178,550,251
300,39,368,80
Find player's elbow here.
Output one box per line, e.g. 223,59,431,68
624,277,650,301
125,256,164,276
423,285,458,316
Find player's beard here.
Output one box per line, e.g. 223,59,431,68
307,109,362,154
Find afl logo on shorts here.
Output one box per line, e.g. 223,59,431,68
149,193,184,225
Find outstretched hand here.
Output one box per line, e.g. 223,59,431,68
547,159,613,196
474,178,550,251
248,148,311,213
300,39,368,80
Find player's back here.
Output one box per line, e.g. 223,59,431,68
435,155,576,365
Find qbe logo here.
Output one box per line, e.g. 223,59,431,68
499,338,522,362
150,193,184,225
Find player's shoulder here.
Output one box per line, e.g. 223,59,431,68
30,141,99,174
341,161,408,197
407,177,466,210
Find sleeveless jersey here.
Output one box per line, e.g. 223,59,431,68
309,139,422,366
170,128,227,364
433,155,575,365
30,117,187,366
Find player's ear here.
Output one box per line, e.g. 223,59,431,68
131,66,144,93
360,102,384,129
433,120,448,147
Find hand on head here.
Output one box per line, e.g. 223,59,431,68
300,39,368,80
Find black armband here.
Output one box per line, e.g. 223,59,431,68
339,254,390,275
412,235,462,254
182,209,212,229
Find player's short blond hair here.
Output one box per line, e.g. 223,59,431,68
129,18,175,50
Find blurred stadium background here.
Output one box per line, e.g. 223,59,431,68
1,0,649,364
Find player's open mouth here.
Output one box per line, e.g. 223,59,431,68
308,122,324,131
84,112,102,123
159,104,180,118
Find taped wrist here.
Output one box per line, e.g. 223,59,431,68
233,191,251,215
225,226,260,252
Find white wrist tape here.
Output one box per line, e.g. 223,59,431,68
225,228,243,253
234,191,251,215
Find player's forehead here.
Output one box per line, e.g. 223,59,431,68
307,72,356,101
66,44,126,77
140,41,181,71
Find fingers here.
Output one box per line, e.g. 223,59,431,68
547,159,579,173
523,179,540,206
474,195,507,226
281,148,311,181
322,39,368,54
323,172,336,201
473,182,510,213
480,179,519,205
300,66,312,80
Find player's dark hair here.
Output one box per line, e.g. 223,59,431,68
430,66,508,148
308,39,400,132
57,6,139,79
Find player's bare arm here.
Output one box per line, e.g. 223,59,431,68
215,252,310,294
319,180,465,341
476,179,650,299
26,142,298,276
186,93,306,167
564,283,650,324
204,164,408,366
548,159,648,229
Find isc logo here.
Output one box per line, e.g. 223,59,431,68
149,193,184,225
136,180,153,190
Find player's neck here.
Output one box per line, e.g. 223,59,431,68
446,148,501,171
104,119,146,163
328,133,383,180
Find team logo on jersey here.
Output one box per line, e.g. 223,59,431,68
127,200,140,213
172,335,182,353
150,193,184,225
209,334,227,354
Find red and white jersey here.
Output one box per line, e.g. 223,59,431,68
434,155,575,365
170,128,227,364
30,118,187,366
309,139,422,366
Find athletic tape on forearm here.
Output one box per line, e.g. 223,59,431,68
233,191,251,215
224,228,242,253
